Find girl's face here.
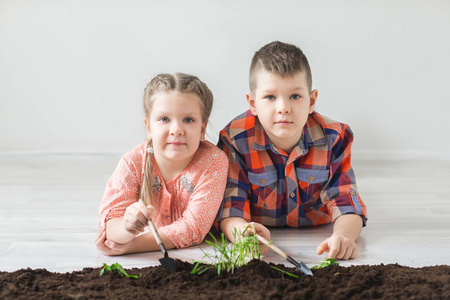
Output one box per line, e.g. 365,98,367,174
145,92,206,170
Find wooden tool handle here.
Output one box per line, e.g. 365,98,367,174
256,235,288,260
148,219,162,245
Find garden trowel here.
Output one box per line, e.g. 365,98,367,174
148,220,176,273
257,235,313,276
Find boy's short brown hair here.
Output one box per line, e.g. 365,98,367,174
249,41,312,93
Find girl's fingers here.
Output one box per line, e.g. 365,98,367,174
124,206,148,231
139,199,154,220
123,219,143,235
94,229,125,256
95,230,104,241
95,230,106,244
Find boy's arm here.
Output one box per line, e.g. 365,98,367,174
216,119,270,253
316,214,363,260
317,123,367,260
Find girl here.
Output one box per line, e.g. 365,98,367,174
96,73,228,256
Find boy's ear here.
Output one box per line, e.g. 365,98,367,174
309,89,318,114
144,118,151,138
246,93,257,116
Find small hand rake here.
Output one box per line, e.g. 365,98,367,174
257,235,313,276
148,220,176,273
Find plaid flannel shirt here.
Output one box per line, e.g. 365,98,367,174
217,110,367,228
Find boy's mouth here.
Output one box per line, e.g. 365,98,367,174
275,120,293,125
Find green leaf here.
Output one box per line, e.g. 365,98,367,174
269,266,300,278
99,262,140,279
311,258,339,269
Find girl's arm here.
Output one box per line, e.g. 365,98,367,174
106,218,136,244
105,200,154,244
98,145,147,243
96,226,175,256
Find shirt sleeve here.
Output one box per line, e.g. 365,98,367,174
321,124,368,226
216,130,253,223
158,149,229,248
98,156,140,230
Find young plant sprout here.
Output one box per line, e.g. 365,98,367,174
99,262,140,279
310,258,339,269
191,227,301,278
269,266,300,278
191,227,265,275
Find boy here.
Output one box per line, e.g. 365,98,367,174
217,41,367,260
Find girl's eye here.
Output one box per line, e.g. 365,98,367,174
184,117,194,123
265,95,275,100
290,94,300,100
159,117,169,122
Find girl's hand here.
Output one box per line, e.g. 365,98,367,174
316,233,358,260
95,229,133,256
122,199,154,237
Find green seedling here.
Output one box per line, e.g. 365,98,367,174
191,226,266,275
269,265,300,278
310,258,339,269
100,262,140,279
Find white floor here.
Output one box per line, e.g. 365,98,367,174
0,153,449,273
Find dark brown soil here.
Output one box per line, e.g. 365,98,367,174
1,259,449,299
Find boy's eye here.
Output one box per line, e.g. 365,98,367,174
290,94,301,100
184,117,194,123
265,95,275,100
159,117,169,122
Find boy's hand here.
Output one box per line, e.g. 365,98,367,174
243,222,271,255
95,229,134,256
316,233,358,260
123,199,154,236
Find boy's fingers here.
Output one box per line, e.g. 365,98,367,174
336,246,348,260
327,239,340,259
316,241,327,255
342,248,353,260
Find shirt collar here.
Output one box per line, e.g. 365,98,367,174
251,114,328,155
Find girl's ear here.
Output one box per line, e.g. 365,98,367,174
309,89,318,114
201,120,208,141
144,118,151,138
246,93,257,116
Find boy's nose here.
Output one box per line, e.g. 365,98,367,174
277,99,291,114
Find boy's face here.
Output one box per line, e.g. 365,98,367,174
247,70,317,154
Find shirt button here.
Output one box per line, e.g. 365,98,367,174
290,192,295,198
290,219,296,224
308,175,315,182
261,178,266,184
166,215,170,219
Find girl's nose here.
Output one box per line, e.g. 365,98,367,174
277,98,291,114
169,122,184,136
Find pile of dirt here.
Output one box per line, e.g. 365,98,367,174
1,259,449,299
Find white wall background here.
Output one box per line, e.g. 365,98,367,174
1,0,449,159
